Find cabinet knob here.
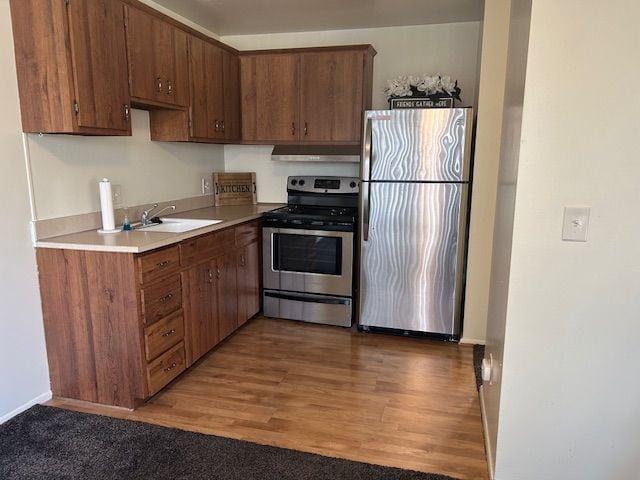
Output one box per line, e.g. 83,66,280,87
166,79,173,95
208,268,213,284
240,255,246,267
214,119,220,132
221,120,225,133
159,293,173,303
304,122,308,136
164,362,178,372
156,77,163,93
216,266,221,279
123,104,130,121
291,122,296,136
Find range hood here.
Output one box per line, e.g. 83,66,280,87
271,144,361,162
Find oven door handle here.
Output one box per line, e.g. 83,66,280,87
264,291,351,306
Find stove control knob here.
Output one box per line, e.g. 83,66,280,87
350,181,357,188
299,179,305,186
291,179,298,186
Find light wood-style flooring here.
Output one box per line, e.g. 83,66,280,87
48,317,488,480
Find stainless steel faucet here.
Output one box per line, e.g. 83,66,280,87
140,204,176,226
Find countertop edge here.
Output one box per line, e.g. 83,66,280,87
34,209,278,254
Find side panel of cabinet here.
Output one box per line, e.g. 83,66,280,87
300,51,364,143
182,261,218,367
223,51,241,141
10,0,77,133
240,54,299,142
36,249,146,409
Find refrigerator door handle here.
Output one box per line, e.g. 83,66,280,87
360,115,373,182
361,180,370,241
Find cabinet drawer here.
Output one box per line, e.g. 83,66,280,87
235,220,260,248
144,310,184,361
140,274,182,324
137,246,180,285
180,228,234,267
147,341,185,396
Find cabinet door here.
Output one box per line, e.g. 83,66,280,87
206,42,225,139
237,242,260,327
300,51,364,143
240,54,299,142
67,0,130,131
125,7,158,103
182,261,218,367
223,51,241,141
169,27,190,107
216,253,238,341
188,36,209,139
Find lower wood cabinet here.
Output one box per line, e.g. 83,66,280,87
36,219,261,409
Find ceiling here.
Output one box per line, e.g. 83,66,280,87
152,0,485,36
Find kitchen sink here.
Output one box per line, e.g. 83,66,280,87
139,218,223,233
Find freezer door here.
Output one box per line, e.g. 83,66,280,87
359,182,468,334
362,108,473,182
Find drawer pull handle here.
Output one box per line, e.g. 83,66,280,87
161,329,176,337
156,260,170,268
240,255,246,267
164,362,178,372
159,294,173,303
216,266,221,280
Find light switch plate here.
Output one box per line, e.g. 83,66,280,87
562,206,590,242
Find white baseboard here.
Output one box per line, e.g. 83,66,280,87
479,385,495,480
0,390,52,424
459,337,486,345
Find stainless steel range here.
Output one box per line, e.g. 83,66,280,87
262,176,359,327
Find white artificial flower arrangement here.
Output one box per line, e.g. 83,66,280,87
385,74,462,101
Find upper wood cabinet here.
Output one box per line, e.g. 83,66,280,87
125,6,189,108
241,54,300,143
150,36,242,143
240,46,375,145
10,0,131,135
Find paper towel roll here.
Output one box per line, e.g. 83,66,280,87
98,178,117,233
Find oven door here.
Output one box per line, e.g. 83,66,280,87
263,227,354,297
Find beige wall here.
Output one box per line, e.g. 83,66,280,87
461,0,511,344
489,0,640,478
0,0,50,422
28,111,225,220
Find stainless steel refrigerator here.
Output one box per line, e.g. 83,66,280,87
358,108,473,337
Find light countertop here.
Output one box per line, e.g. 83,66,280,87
35,204,283,254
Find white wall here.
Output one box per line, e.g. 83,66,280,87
0,1,50,422
491,0,640,478
461,0,511,344
28,111,224,220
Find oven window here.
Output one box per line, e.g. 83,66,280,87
273,234,342,275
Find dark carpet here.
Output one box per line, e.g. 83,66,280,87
0,405,458,480
473,344,485,390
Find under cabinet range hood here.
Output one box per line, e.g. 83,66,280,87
271,145,360,162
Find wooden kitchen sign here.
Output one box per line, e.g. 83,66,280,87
213,172,257,206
